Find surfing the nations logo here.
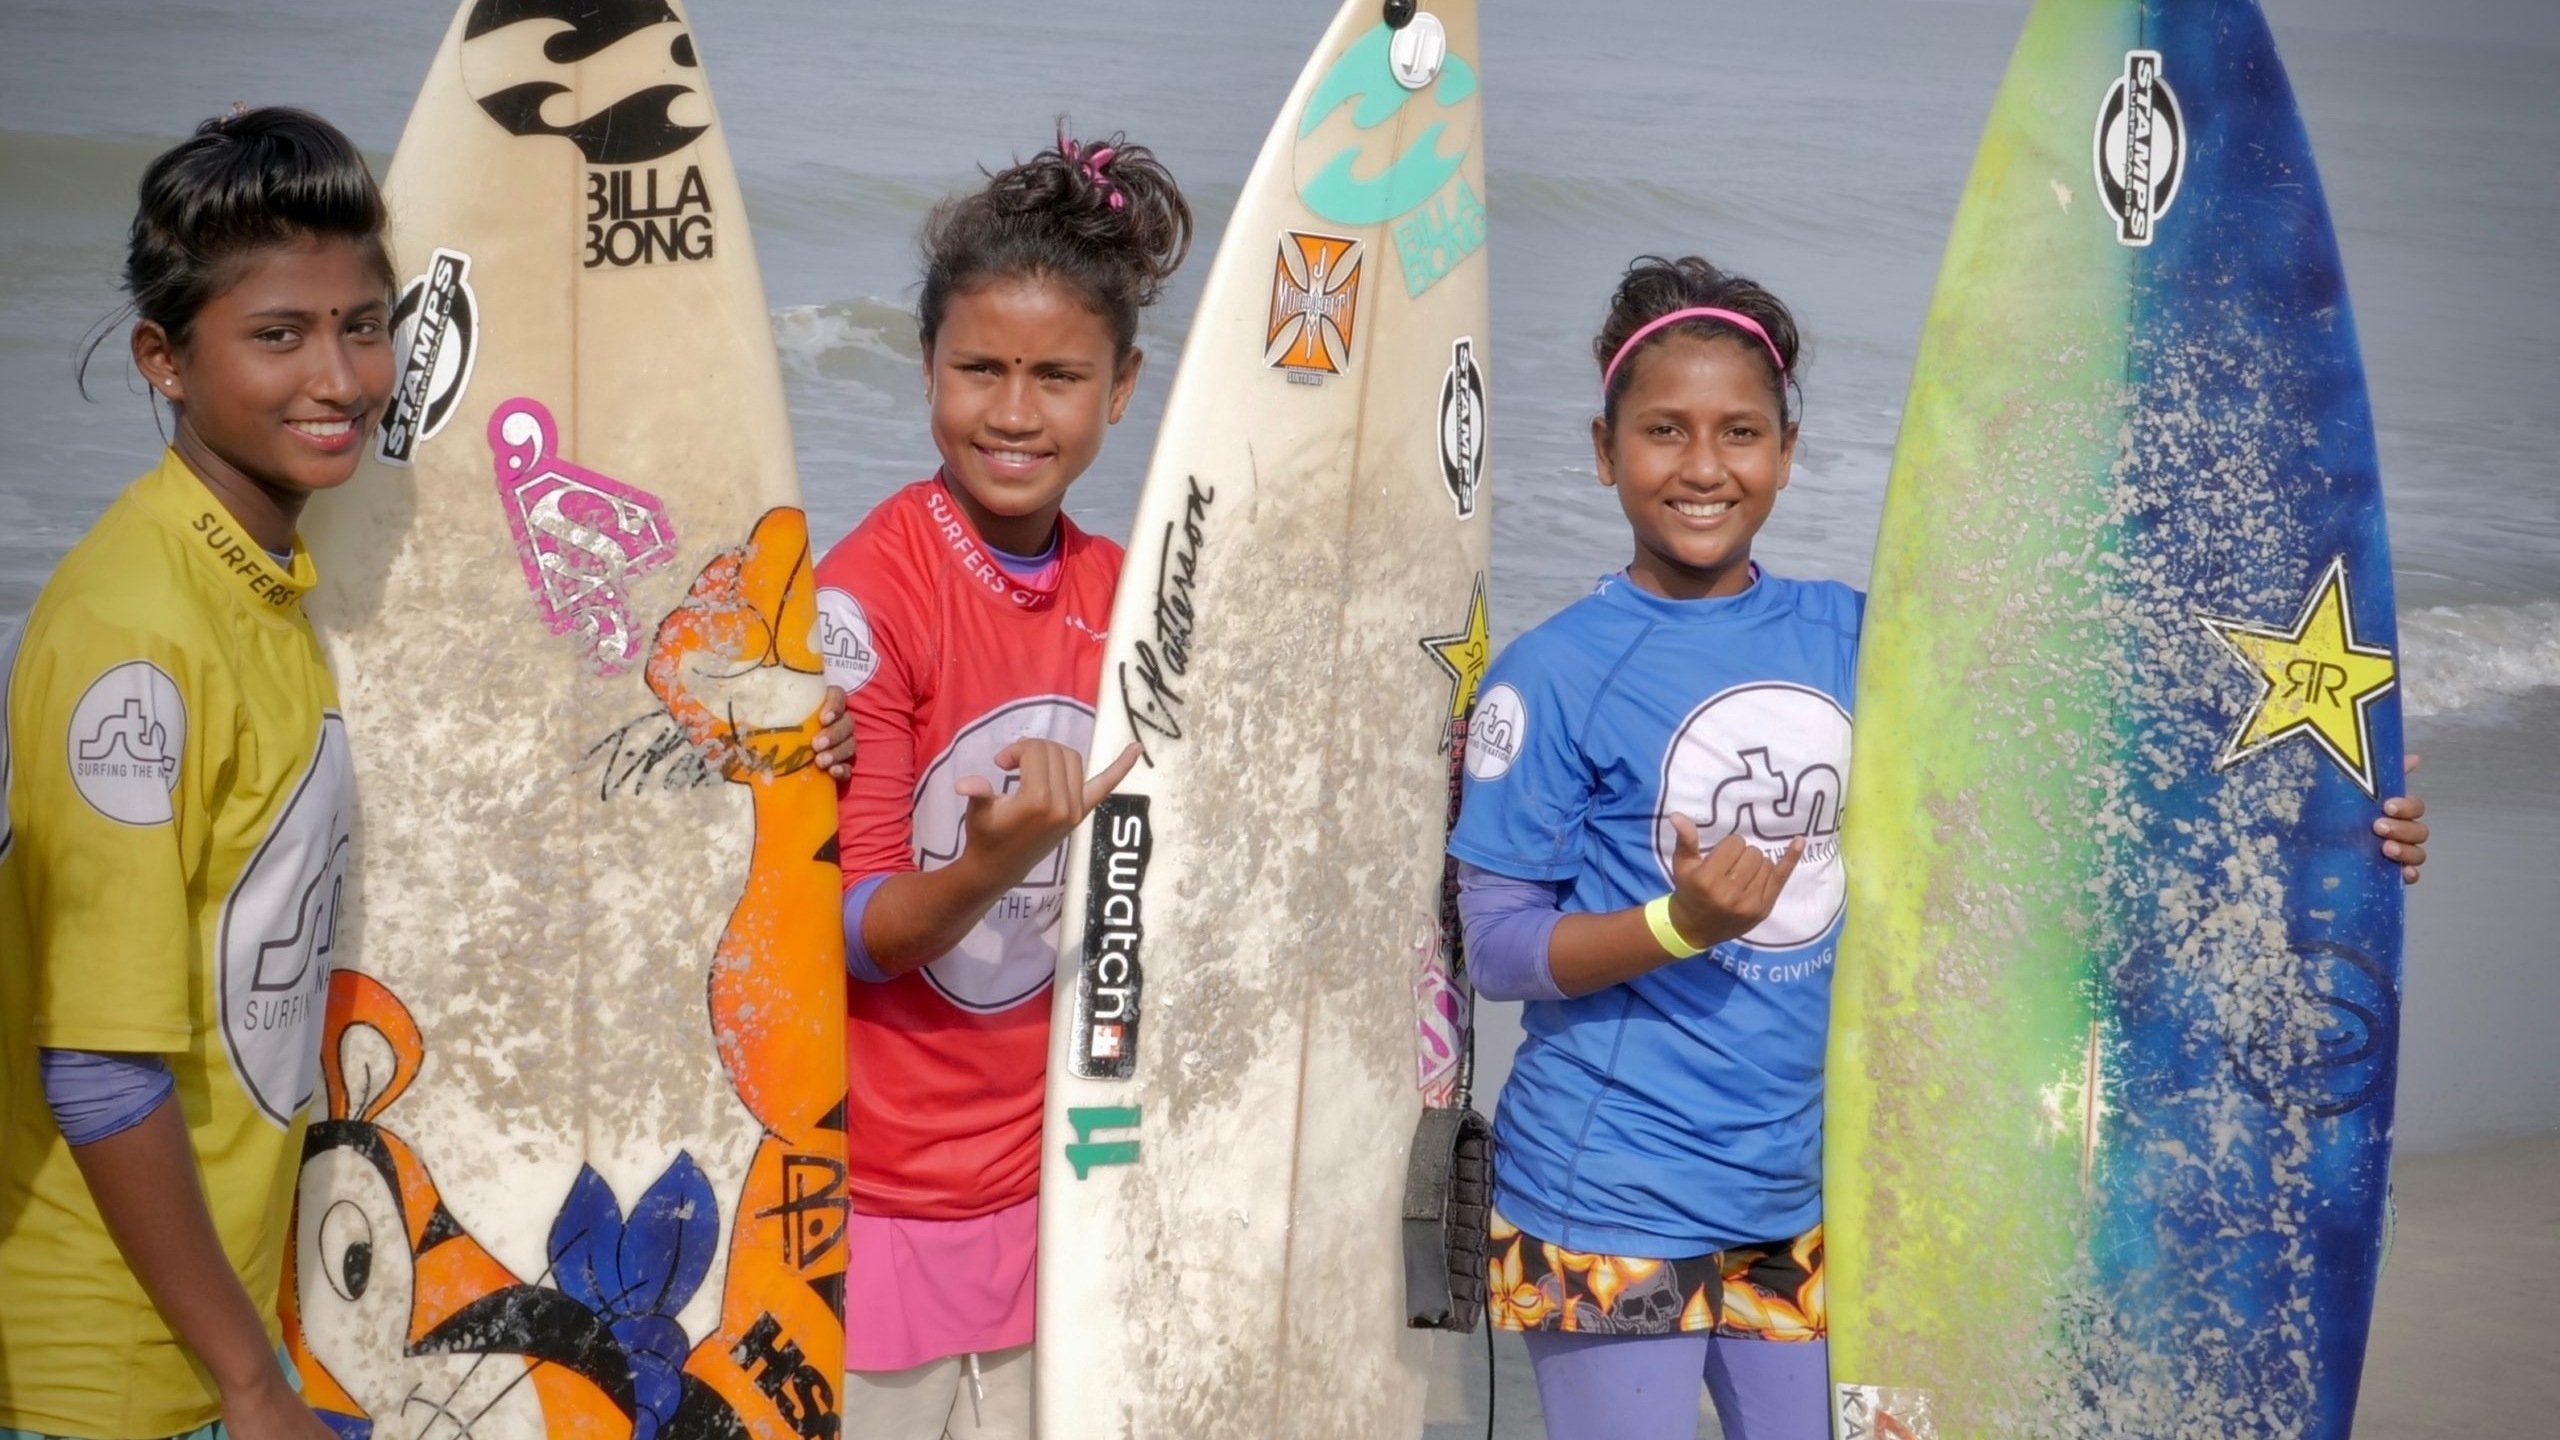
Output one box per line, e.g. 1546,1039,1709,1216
1267,233,1363,382
2094,48,2185,247
909,698,1097,1014
489,397,681,677
377,249,480,466
1292,6,1485,297
220,716,354,1129
1652,682,1850,962
462,0,718,268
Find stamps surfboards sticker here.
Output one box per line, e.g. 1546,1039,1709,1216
377,248,479,466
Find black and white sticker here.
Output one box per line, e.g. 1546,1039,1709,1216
462,0,709,165
1464,683,1526,781
1070,793,1152,1080
219,714,353,1128
815,587,878,695
2094,49,2185,247
1652,682,1850,951
376,248,479,466
911,697,1094,1013
66,660,185,826
1439,336,1486,520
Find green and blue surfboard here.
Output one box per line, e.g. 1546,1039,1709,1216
1827,1,2403,1435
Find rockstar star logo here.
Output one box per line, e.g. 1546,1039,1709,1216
1421,574,1491,752
2198,556,2397,797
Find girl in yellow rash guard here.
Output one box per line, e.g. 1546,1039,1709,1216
0,106,393,1440
0,108,860,1440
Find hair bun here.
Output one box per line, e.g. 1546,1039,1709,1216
918,125,1195,357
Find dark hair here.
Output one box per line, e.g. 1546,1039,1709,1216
80,106,391,393
917,128,1193,365
1593,255,1802,430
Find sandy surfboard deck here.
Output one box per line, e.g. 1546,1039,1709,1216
1826,2,2404,1436
288,4,846,1438
1034,1,1493,1435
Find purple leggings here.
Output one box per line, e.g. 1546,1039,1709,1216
1523,1331,1829,1440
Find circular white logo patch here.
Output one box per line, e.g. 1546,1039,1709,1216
1652,682,1852,951
1390,11,1449,90
67,661,186,826
911,696,1095,1012
1466,683,1527,781
816,587,879,695
220,715,353,1127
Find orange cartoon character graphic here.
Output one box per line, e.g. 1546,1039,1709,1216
287,510,847,1440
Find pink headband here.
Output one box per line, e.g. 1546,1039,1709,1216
1601,306,1786,395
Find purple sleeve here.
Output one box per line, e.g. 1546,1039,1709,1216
1458,862,1569,1003
842,872,893,984
40,1048,174,1146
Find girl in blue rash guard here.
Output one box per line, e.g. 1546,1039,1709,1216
1448,256,2436,1440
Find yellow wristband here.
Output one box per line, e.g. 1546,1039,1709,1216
1643,895,1705,958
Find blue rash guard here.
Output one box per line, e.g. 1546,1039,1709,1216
1450,569,1863,1257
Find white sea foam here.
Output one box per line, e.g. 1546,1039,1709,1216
2400,600,2560,720
768,298,917,403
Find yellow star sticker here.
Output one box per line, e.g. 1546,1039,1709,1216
1421,574,1491,751
2199,556,2398,797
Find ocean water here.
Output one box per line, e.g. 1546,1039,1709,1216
1,2,2553,1433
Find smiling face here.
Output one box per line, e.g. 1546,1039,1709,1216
924,274,1140,556
134,232,394,549
1593,331,1795,601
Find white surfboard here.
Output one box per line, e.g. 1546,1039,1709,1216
290,4,846,1438
1036,1,1492,1435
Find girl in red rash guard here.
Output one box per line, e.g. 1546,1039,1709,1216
812,131,1190,1438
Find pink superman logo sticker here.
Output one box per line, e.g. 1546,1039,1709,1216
489,397,679,675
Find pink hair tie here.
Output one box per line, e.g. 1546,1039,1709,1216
1601,306,1786,395
1060,134,1127,211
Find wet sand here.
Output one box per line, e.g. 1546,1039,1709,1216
2355,1133,2560,1438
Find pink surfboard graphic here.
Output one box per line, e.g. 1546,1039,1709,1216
489,397,679,675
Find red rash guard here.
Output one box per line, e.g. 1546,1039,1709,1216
814,476,1120,1220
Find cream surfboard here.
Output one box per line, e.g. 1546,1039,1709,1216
289,4,846,1438
1035,1,1492,1435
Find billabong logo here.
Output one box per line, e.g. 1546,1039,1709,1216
488,397,680,676
376,249,479,466
219,714,353,1128
1071,794,1151,1080
2095,49,2185,247
815,587,878,695
66,661,185,826
911,697,1095,1012
1267,231,1363,378
1293,17,1483,296
1653,682,1850,950
462,0,707,165
1294,19,1478,226
1439,337,1487,519
1465,683,1526,781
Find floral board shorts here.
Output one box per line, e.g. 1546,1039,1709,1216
1486,1209,1825,1340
